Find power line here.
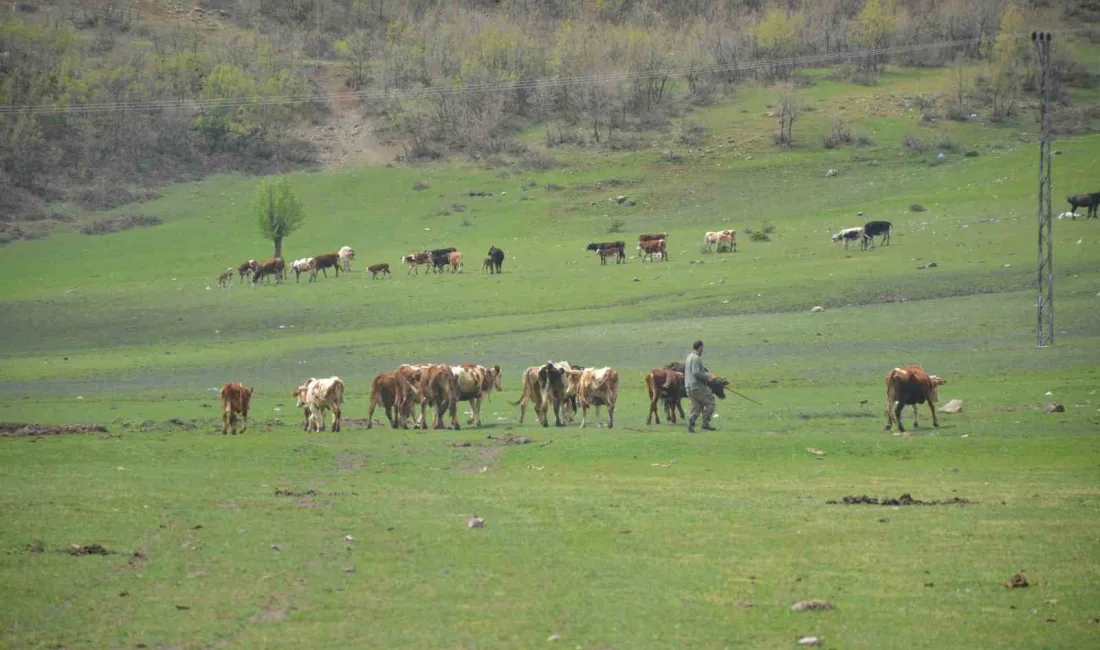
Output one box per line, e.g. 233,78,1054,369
0,30,1084,116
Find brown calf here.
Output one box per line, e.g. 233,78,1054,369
367,263,391,279
252,258,285,284
309,252,341,281
367,373,401,428
645,369,685,424
218,268,234,288
884,365,946,433
219,382,253,435
237,260,258,283
419,364,461,430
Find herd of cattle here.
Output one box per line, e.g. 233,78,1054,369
217,361,945,436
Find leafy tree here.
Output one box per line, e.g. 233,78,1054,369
850,0,898,71
192,64,258,150
334,30,372,89
253,177,305,259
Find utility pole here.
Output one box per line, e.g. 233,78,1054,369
1033,32,1054,348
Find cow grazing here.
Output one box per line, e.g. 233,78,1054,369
293,377,344,432
704,230,736,253
452,364,502,426
417,364,461,430
831,227,868,251
252,258,285,284
1067,193,1100,219
338,246,356,272
645,369,685,424
638,233,668,243
566,367,619,428
638,238,669,262
883,365,946,433
367,263,391,279
863,221,892,247
291,257,314,282
309,252,341,281
402,252,431,275
237,260,258,283
487,246,505,274
448,251,463,273
219,382,253,435
217,268,234,288
367,373,401,429
587,241,625,265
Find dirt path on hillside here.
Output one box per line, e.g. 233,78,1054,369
293,63,400,170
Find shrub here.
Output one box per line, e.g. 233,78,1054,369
545,183,564,191
750,231,771,242
516,152,561,171
901,133,927,154
460,217,473,227
412,180,429,191
910,204,926,212
762,224,775,234
451,203,467,213
832,63,879,86
660,150,685,163
822,118,853,149
856,133,874,147
607,218,626,234
934,136,959,152
945,103,970,122
78,213,162,235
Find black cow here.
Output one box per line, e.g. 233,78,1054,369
586,241,626,265
1068,193,1100,219
863,221,892,247
664,361,728,399
429,248,456,274
487,246,505,274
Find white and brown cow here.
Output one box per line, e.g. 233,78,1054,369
884,365,946,433
217,267,234,288
402,252,432,275
338,246,356,272
831,227,868,251
293,377,345,432
291,257,314,282
393,364,428,428
220,382,253,435
512,362,576,427
566,367,620,429
237,259,258,283
704,230,737,253
637,238,668,262
452,364,502,426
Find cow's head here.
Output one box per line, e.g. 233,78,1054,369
490,365,503,392
929,375,946,402
240,386,253,413
585,243,601,252
831,233,842,242
708,376,730,400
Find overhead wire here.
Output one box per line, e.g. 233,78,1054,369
0,29,1087,117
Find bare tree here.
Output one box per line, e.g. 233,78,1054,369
775,95,803,147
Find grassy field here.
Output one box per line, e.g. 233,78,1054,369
2,61,1100,649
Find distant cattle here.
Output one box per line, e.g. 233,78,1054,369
252,258,285,284
513,361,575,427
237,260,258,283
309,252,341,281
487,246,505,274
566,367,620,429
883,365,946,433
638,238,668,262
338,246,356,272
862,221,892,247
419,363,461,430
291,257,313,282
638,233,668,243
217,268,234,288
704,230,736,253
293,377,345,432
365,262,390,279
429,248,457,274
587,241,626,265
831,227,867,251
448,251,463,273
452,364,502,427
402,252,431,275
1067,193,1100,219
219,382,253,435
645,369,685,425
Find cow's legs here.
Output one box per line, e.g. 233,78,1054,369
449,399,461,430
647,392,660,424
928,401,939,427
883,398,895,431
222,408,230,435
894,402,907,433
579,404,588,429
332,405,341,432
911,403,921,429
607,400,615,429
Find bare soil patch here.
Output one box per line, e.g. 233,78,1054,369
0,423,107,437
341,418,384,429
826,493,972,506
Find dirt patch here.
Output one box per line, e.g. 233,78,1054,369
67,543,112,556
335,451,367,471
273,489,358,498
249,605,289,623
826,493,972,506
487,434,533,445
0,422,108,437
341,418,384,429
1005,573,1029,588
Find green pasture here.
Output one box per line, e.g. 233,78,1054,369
2,65,1100,649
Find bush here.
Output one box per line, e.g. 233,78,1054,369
545,184,564,191
901,133,927,154
607,218,626,234
660,150,685,164
910,204,926,212
78,213,162,235
73,184,160,211
762,224,775,234
822,118,853,149
678,120,707,146
945,103,970,122
460,217,473,227
750,231,771,242
832,63,879,86
412,180,429,191
856,133,874,147
934,136,959,152
451,203,467,213
516,152,561,171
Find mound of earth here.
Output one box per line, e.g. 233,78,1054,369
826,493,972,506
0,423,107,437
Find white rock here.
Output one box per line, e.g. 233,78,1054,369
811,305,825,313
797,637,823,647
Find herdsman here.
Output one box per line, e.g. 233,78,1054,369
684,340,717,433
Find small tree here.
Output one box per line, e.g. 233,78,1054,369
253,177,305,259
774,95,802,147
335,30,372,89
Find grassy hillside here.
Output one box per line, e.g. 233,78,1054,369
1,61,1099,649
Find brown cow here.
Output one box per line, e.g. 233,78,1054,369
217,268,234,288
366,263,391,279
448,251,463,274
393,364,428,428
419,364,461,430
237,260,258,283
367,373,400,429
645,369,686,424
638,232,668,243
637,238,668,262
219,382,253,435
252,258,285,284
309,252,341,281
884,365,946,433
